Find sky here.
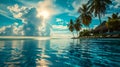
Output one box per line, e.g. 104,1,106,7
0,0,120,36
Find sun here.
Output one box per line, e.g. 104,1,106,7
37,11,50,19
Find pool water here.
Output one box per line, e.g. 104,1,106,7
0,38,120,67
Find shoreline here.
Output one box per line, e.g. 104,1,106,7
71,36,120,39
0,36,119,40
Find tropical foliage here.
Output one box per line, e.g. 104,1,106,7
68,19,75,37
68,19,81,37
79,30,91,37
78,4,92,27
67,0,120,38
74,18,82,37
106,13,120,32
88,0,112,24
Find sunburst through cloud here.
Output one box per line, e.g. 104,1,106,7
0,0,120,37
0,0,120,67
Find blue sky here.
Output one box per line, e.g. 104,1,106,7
0,0,120,36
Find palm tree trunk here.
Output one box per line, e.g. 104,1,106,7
98,13,102,24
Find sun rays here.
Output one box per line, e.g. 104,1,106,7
37,10,50,19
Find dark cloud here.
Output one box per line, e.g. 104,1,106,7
4,4,51,36
22,8,42,36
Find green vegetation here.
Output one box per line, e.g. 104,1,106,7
78,4,92,28
88,0,112,24
68,0,120,38
68,19,82,38
79,30,91,37
68,19,75,37
106,13,120,32
74,18,82,37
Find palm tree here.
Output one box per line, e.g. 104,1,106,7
106,13,120,32
68,19,75,37
78,4,92,29
88,0,112,24
111,13,119,19
74,18,82,37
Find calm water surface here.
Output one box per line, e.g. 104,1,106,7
0,38,120,67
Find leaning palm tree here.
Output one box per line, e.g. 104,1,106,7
74,18,82,37
88,0,112,24
68,19,75,37
78,4,92,29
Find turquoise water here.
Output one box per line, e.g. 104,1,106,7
0,38,120,67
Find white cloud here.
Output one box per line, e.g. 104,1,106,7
7,4,28,19
8,4,23,12
56,18,63,22
14,22,19,26
52,25,67,30
0,26,6,33
1,0,95,36
36,0,62,19
7,0,64,36
7,4,50,36
64,0,89,17
114,4,120,8
51,33,72,38
14,13,23,18
109,0,120,11
55,18,65,25
115,0,120,4
0,22,23,36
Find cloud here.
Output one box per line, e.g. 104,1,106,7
8,4,25,13
56,18,63,22
7,4,29,20
115,0,120,4
6,0,68,36
114,0,120,9
7,3,52,36
55,18,65,25
0,26,6,33
51,32,72,38
93,13,112,20
64,0,89,17
1,0,73,36
7,4,40,36
52,25,67,31
19,8,43,36
36,0,62,18
51,24,72,37
108,0,120,13
0,22,23,36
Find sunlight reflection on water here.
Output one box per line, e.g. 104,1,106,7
0,38,120,67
